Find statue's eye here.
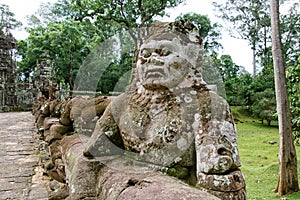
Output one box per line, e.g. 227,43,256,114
141,49,151,58
161,47,171,56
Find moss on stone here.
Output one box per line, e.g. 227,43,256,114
167,165,190,180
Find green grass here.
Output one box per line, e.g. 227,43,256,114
232,106,300,200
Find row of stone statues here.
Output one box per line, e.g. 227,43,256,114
33,20,246,199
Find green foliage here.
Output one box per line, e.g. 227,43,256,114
17,40,36,80
251,88,277,126
213,53,276,124
280,5,300,67
71,0,185,28
18,0,123,90
74,30,135,93
26,0,81,27
70,0,186,47
0,4,22,33
225,74,253,106
218,55,239,80
213,0,271,75
18,19,94,88
18,0,188,94
249,65,276,125
175,13,222,55
97,52,133,94
213,55,252,106
213,0,298,71
287,56,300,140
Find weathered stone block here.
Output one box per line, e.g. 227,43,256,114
60,100,72,126
47,169,65,183
44,117,60,130
61,134,101,199
36,114,46,130
61,134,220,200
94,97,111,116
41,103,50,117
49,100,60,117
81,106,99,123
48,140,62,163
44,124,71,143
70,97,86,121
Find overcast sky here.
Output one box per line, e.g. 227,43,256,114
1,0,254,72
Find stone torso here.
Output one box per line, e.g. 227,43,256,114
83,20,246,199
109,86,211,168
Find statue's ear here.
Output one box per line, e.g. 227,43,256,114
183,43,203,67
197,36,203,46
187,29,202,45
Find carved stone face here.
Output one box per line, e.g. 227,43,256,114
137,39,190,89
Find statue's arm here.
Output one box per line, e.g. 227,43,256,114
194,91,246,198
83,103,124,158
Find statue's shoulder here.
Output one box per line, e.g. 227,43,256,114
108,93,129,115
110,93,127,105
208,90,228,106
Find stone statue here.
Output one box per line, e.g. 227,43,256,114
83,20,246,199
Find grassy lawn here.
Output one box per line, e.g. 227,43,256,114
231,106,300,200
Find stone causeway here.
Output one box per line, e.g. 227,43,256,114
0,112,48,200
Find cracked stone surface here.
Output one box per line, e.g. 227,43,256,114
0,112,48,200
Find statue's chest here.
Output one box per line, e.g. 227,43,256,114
118,102,195,153
114,92,204,166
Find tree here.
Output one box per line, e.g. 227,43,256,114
249,63,276,123
70,0,185,48
26,0,81,28
97,51,133,94
18,19,94,90
270,0,299,195
213,0,271,76
18,0,113,88
251,88,276,125
280,5,300,67
0,4,22,33
215,55,252,106
217,55,239,80
18,0,187,94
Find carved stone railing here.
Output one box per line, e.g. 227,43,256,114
33,20,246,200
33,95,220,199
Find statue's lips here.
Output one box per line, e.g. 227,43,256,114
145,67,166,79
197,170,245,192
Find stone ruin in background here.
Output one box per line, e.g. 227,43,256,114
0,31,51,112
0,31,18,111
33,20,246,200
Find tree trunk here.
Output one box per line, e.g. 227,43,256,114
252,47,257,77
270,0,299,195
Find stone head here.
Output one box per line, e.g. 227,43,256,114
135,20,204,91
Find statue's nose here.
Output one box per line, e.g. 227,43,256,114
217,139,242,169
149,52,164,65
217,146,232,156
